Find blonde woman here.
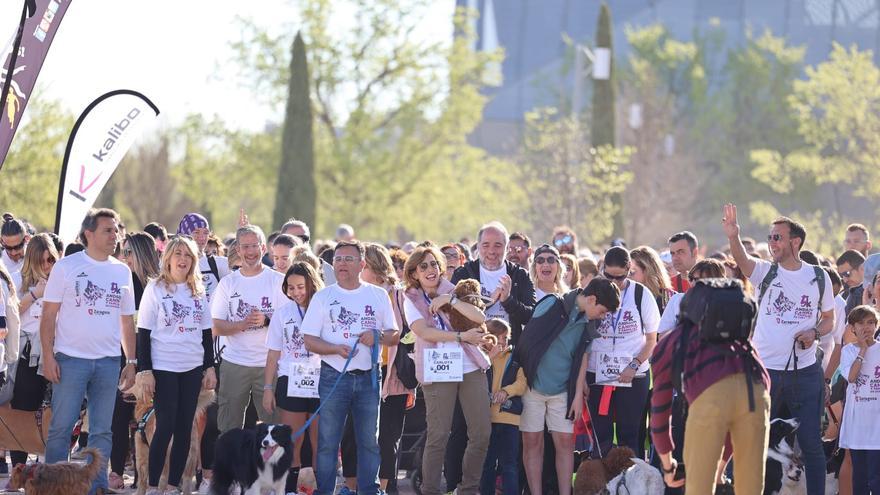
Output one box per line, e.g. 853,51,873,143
136,237,216,495
529,244,567,300
560,253,580,292
9,235,56,468
630,246,675,313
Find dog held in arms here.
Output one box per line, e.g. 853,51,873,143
210,423,293,495
9,447,102,495
130,383,216,495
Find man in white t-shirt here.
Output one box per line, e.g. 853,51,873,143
211,225,286,433
724,204,834,494
302,241,399,495
1,215,30,290
40,208,137,494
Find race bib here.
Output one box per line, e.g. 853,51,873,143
287,361,320,398
423,347,463,382
595,352,633,388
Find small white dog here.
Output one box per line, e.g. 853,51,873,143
604,458,665,494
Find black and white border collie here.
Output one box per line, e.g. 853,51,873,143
765,418,806,495
210,423,293,495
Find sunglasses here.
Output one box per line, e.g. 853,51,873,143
1,240,25,252
767,234,784,242
553,235,573,247
603,270,628,281
296,234,310,243
122,247,133,257
839,270,852,278
418,260,440,271
507,246,527,254
333,255,358,263
534,256,558,265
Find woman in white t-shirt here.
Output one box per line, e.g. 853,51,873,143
136,237,216,495
529,244,567,302
262,261,324,490
838,305,880,493
8,234,57,468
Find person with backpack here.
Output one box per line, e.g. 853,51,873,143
723,204,835,494
517,277,620,495
585,246,660,458
650,258,771,494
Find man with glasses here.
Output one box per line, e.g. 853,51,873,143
281,217,336,285
1,215,31,289
506,232,533,269
441,243,466,280
837,250,866,317
302,240,399,495
211,225,288,433
551,226,578,256
724,204,834,494
844,223,872,257
668,231,699,293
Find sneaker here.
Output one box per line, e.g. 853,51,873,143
108,471,124,490
338,487,357,495
198,478,211,494
145,489,162,495
163,488,183,495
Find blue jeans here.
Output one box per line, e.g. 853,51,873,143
851,449,880,494
769,361,826,495
315,363,380,495
45,353,120,495
479,423,519,495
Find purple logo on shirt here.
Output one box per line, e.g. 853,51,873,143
83,281,106,307
261,296,271,310
800,295,811,308
364,305,375,317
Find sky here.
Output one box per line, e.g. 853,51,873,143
1,0,456,133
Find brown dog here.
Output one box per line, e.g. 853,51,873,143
573,446,636,495
9,447,102,495
132,387,216,495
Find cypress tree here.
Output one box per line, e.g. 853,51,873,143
591,3,623,237
273,32,316,230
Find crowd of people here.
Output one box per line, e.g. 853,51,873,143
0,205,877,495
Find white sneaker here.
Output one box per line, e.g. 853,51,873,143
198,478,211,494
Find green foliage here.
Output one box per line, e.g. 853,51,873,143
228,0,522,241
273,32,316,231
1,95,74,229
519,107,632,247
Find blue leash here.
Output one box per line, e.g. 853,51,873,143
291,330,380,440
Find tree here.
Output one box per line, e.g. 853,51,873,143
519,107,632,248
0,94,74,229
273,32,316,230
229,0,522,242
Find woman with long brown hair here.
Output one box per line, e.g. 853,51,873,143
630,246,675,314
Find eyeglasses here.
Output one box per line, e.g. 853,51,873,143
43,257,57,265
296,234,310,243
767,234,784,242
553,235,573,247
122,248,133,257
507,246,527,254
418,260,440,271
534,256,558,265
603,270,628,281
239,243,261,250
563,263,574,272
333,255,357,263
1,240,25,252
839,270,852,278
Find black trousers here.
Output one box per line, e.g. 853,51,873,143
149,368,202,487
110,391,135,475
10,346,48,467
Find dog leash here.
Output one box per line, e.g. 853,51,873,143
291,331,379,441
583,401,604,459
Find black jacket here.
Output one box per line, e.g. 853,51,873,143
452,259,536,345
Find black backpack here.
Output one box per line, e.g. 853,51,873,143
672,278,761,410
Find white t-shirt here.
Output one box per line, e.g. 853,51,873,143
658,292,685,335
480,264,509,322
749,261,834,370
19,284,43,337
535,288,548,302
302,283,397,372
819,294,848,370
139,280,209,373
199,255,230,303
210,268,286,367
839,343,880,449
588,281,660,374
403,296,478,373
267,301,320,377
43,251,136,359
2,251,23,291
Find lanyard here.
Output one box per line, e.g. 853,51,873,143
608,283,630,350
296,304,304,321
422,290,446,330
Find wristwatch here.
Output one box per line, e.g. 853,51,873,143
125,358,137,366
814,328,821,342
628,360,640,371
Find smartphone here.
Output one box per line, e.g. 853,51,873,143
674,463,686,481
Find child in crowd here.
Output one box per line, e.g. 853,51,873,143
839,305,880,493
480,318,527,495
